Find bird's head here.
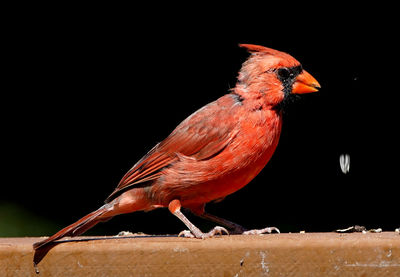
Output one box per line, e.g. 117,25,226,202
237,44,320,107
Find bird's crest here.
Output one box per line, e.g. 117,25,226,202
239,44,290,59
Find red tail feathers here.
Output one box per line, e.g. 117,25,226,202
33,205,111,267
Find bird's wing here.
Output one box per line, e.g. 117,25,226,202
105,96,239,203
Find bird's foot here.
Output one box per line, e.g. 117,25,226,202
178,226,229,239
204,226,229,238
242,226,280,235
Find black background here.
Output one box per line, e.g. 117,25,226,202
2,5,399,237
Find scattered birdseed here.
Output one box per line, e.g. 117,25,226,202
368,228,382,233
116,231,135,236
335,226,384,233
335,225,366,233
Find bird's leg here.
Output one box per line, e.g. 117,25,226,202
186,204,245,234
201,213,280,235
187,204,279,235
168,199,228,239
197,212,247,234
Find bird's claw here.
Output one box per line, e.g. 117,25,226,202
178,226,229,239
242,226,280,235
205,226,229,238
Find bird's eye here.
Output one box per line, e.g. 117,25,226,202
277,68,291,79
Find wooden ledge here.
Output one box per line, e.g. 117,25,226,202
1,232,399,276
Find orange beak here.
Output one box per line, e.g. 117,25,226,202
292,70,321,94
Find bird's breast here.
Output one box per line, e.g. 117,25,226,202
178,109,282,205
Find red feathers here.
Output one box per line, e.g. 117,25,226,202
33,44,320,268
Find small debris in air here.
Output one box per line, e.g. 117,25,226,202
339,154,350,174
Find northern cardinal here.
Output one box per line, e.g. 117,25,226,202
33,44,320,267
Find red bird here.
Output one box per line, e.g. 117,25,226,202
33,44,320,266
